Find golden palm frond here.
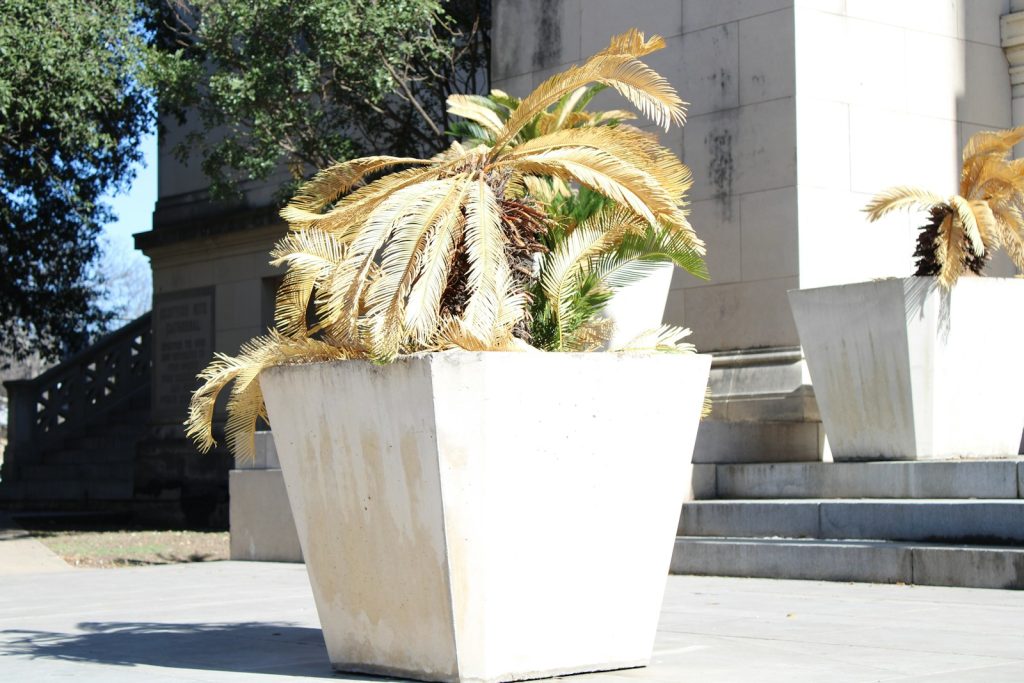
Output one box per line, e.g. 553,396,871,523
492,31,685,150
287,156,430,212
363,178,467,360
433,265,527,351
281,165,442,235
938,211,963,287
593,109,638,123
961,127,1024,197
863,186,945,221
961,127,1024,163
461,177,508,341
947,195,986,257
611,324,696,354
404,212,467,344
224,381,268,463
507,126,694,203
507,147,690,236
598,27,666,58
269,228,347,337
185,332,354,460
446,94,505,136
969,199,999,249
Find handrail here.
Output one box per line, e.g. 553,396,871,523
3,313,152,473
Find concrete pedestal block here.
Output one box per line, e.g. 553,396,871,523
789,277,1024,461
261,351,710,683
694,347,824,463
228,469,302,562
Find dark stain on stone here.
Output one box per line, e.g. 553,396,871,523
532,0,561,70
719,68,732,95
706,127,734,219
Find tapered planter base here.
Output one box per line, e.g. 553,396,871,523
789,277,1024,461
261,351,711,683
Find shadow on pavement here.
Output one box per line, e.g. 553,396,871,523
0,621,343,678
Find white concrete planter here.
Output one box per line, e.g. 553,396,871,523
260,351,710,683
601,262,675,349
789,277,1024,461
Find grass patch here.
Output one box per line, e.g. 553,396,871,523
16,519,229,569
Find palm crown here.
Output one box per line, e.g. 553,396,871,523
186,30,706,459
864,127,1024,287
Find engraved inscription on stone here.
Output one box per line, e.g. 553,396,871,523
153,289,214,421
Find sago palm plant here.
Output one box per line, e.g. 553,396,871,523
186,29,706,459
448,79,707,351
864,127,1024,287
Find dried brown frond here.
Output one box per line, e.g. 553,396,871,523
566,318,615,352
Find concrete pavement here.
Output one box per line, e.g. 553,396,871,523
0,561,1022,681
0,514,70,576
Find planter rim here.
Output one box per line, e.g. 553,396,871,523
260,349,713,375
787,275,1024,296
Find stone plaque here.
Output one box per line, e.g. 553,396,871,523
153,288,215,422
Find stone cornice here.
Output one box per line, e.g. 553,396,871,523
1001,11,1024,86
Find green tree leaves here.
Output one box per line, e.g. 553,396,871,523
149,0,489,198
0,0,154,363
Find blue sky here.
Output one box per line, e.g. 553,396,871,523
105,131,156,254
100,131,157,316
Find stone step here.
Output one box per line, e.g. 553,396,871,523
672,536,1024,590
42,448,134,466
17,462,132,484
678,499,1024,544
60,433,141,454
0,478,133,501
705,460,1024,500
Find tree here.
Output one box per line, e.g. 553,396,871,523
149,0,490,199
0,0,155,365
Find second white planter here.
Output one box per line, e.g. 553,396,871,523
260,350,710,683
789,276,1024,461
600,262,675,349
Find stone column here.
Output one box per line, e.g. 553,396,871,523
1002,6,1024,140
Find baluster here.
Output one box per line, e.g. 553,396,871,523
2,380,37,479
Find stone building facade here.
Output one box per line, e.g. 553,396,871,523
489,0,1017,462
122,1,1022,531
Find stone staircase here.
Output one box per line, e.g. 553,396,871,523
1,407,150,504
673,460,1024,589
1,314,152,510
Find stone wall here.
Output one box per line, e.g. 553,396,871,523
493,0,799,352
493,0,1015,353
795,0,1013,290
